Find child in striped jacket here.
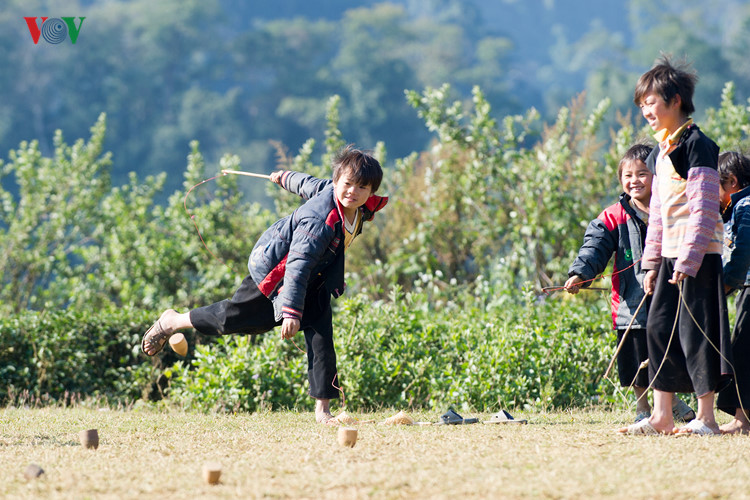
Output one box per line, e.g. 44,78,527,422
620,56,732,436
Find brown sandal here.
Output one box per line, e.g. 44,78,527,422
141,319,173,356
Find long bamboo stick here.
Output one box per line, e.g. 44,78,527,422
220,169,271,179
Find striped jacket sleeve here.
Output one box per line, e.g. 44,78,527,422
676,167,721,277
642,177,662,272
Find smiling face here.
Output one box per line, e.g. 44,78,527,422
333,167,373,218
620,159,653,206
639,91,684,134
719,174,739,211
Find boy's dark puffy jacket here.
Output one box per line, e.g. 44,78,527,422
248,171,387,321
722,185,750,290
568,193,649,330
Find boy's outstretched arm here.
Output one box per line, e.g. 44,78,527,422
271,170,332,200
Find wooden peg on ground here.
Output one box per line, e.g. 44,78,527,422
337,427,358,448
79,429,99,450
202,462,222,485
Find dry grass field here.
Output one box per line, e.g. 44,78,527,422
1,405,749,499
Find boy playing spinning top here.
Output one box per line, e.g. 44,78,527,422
142,145,387,424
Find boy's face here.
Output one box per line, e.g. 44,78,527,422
333,168,373,211
719,174,739,210
639,91,683,134
620,159,653,205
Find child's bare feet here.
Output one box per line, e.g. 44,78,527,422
720,418,750,435
315,398,339,425
316,412,340,426
617,417,675,435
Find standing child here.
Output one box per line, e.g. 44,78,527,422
619,56,732,435
565,144,694,423
715,151,750,434
141,145,387,425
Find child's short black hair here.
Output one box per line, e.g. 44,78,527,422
332,144,383,193
617,143,653,180
633,55,697,116
718,151,750,189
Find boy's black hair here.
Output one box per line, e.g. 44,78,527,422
633,55,697,116
718,151,750,189
617,143,653,180
332,144,383,193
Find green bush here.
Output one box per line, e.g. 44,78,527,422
0,308,156,405
166,285,616,412
3,83,749,413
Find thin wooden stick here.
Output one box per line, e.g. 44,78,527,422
221,169,271,179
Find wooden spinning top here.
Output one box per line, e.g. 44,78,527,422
79,429,99,450
169,333,188,356
202,462,222,485
337,427,358,448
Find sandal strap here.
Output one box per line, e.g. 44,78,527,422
141,320,172,355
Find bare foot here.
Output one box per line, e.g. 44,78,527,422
314,398,339,425
720,418,750,435
316,412,339,426
617,417,675,435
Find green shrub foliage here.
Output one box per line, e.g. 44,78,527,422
0,308,153,405
166,284,614,412
1,83,750,410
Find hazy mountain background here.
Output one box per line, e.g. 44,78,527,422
3,0,749,197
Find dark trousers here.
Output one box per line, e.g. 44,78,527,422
717,286,750,415
647,255,732,396
616,328,649,388
189,276,340,400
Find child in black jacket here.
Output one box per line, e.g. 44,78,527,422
142,145,387,424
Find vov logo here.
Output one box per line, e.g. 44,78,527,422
24,17,85,45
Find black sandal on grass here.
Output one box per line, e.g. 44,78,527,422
435,408,479,425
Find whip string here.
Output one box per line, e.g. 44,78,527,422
676,282,745,417
612,279,745,421
183,173,242,276
603,293,649,381
631,287,680,407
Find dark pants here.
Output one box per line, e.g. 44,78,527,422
717,286,750,415
616,328,649,388
647,255,732,396
189,276,340,400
